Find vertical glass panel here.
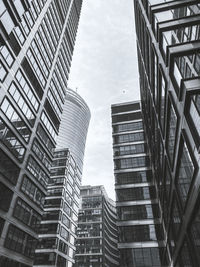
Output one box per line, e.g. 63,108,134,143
176,139,195,208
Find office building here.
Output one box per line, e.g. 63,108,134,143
34,149,80,267
112,101,167,267
56,88,91,172
134,1,200,266
75,185,119,267
0,0,83,266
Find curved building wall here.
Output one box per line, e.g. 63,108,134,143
56,88,91,172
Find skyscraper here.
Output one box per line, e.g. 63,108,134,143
34,149,81,267
134,1,200,266
56,88,91,172
75,185,119,267
111,101,167,267
0,1,83,266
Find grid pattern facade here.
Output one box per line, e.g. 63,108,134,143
0,0,83,266
34,149,80,267
134,1,200,266
56,88,91,172
112,101,168,267
75,185,119,267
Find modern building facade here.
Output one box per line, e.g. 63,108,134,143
0,0,83,266
112,101,168,267
75,185,119,267
56,88,91,172
134,1,200,266
34,149,81,267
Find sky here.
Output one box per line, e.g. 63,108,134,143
68,0,140,200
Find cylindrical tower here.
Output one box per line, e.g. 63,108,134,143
56,88,91,172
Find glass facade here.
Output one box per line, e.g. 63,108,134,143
55,88,91,172
34,149,80,267
0,0,83,266
75,185,119,267
134,0,200,265
112,101,165,266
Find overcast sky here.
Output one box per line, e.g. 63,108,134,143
68,0,140,200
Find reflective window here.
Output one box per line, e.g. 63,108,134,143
1,98,31,142
116,186,156,201
0,45,14,67
61,227,69,240
41,111,56,141
32,139,51,169
190,201,200,263
166,99,177,167
0,61,7,81
118,204,160,221
21,176,45,207
115,156,149,169
27,156,49,186
16,70,39,112
37,124,54,153
0,118,26,161
4,224,37,258
171,195,181,240
9,83,36,127
116,171,151,184
34,252,56,265
176,138,195,208
120,247,163,267
119,224,163,242
0,182,13,212
178,240,193,267
0,148,20,185
13,198,41,230
115,132,144,144
114,143,145,156
188,94,200,145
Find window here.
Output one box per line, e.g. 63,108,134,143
116,171,151,184
0,45,14,67
41,111,57,141
13,198,41,230
39,223,58,234
1,98,31,142
0,118,26,161
37,124,54,153
166,99,177,167
37,237,57,249
118,204,160,221
120,247,163,267
116,186,156,202
115,132,144,144
21,176,45,207
176,137,195,208
61,227,69,240
0,148,20,184
27,156,49,186
115,156,149,169
187,94,200,146
114,143,145,156
190,200,200,263
32,139,51,169
0,61,7,81
15,70,39,112
0,182,13,212
178,240,193,267
34,252,56,265
62,214,70,228
9,83,36,127
171,196,181,240
59,239,68,254
119,224,163,242
4,224,37,258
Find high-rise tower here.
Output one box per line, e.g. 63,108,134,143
75,185,119,267
56,88,91,172
134,1,200,266
0,1,83,266
111,101,167,267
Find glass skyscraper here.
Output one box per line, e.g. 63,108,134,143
34,149,81,267
56,88,91,172
0,0,83,266
112,101,167,267
134,1,200,266
75,185,119,267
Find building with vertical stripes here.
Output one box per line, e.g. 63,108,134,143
0,0,83,266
